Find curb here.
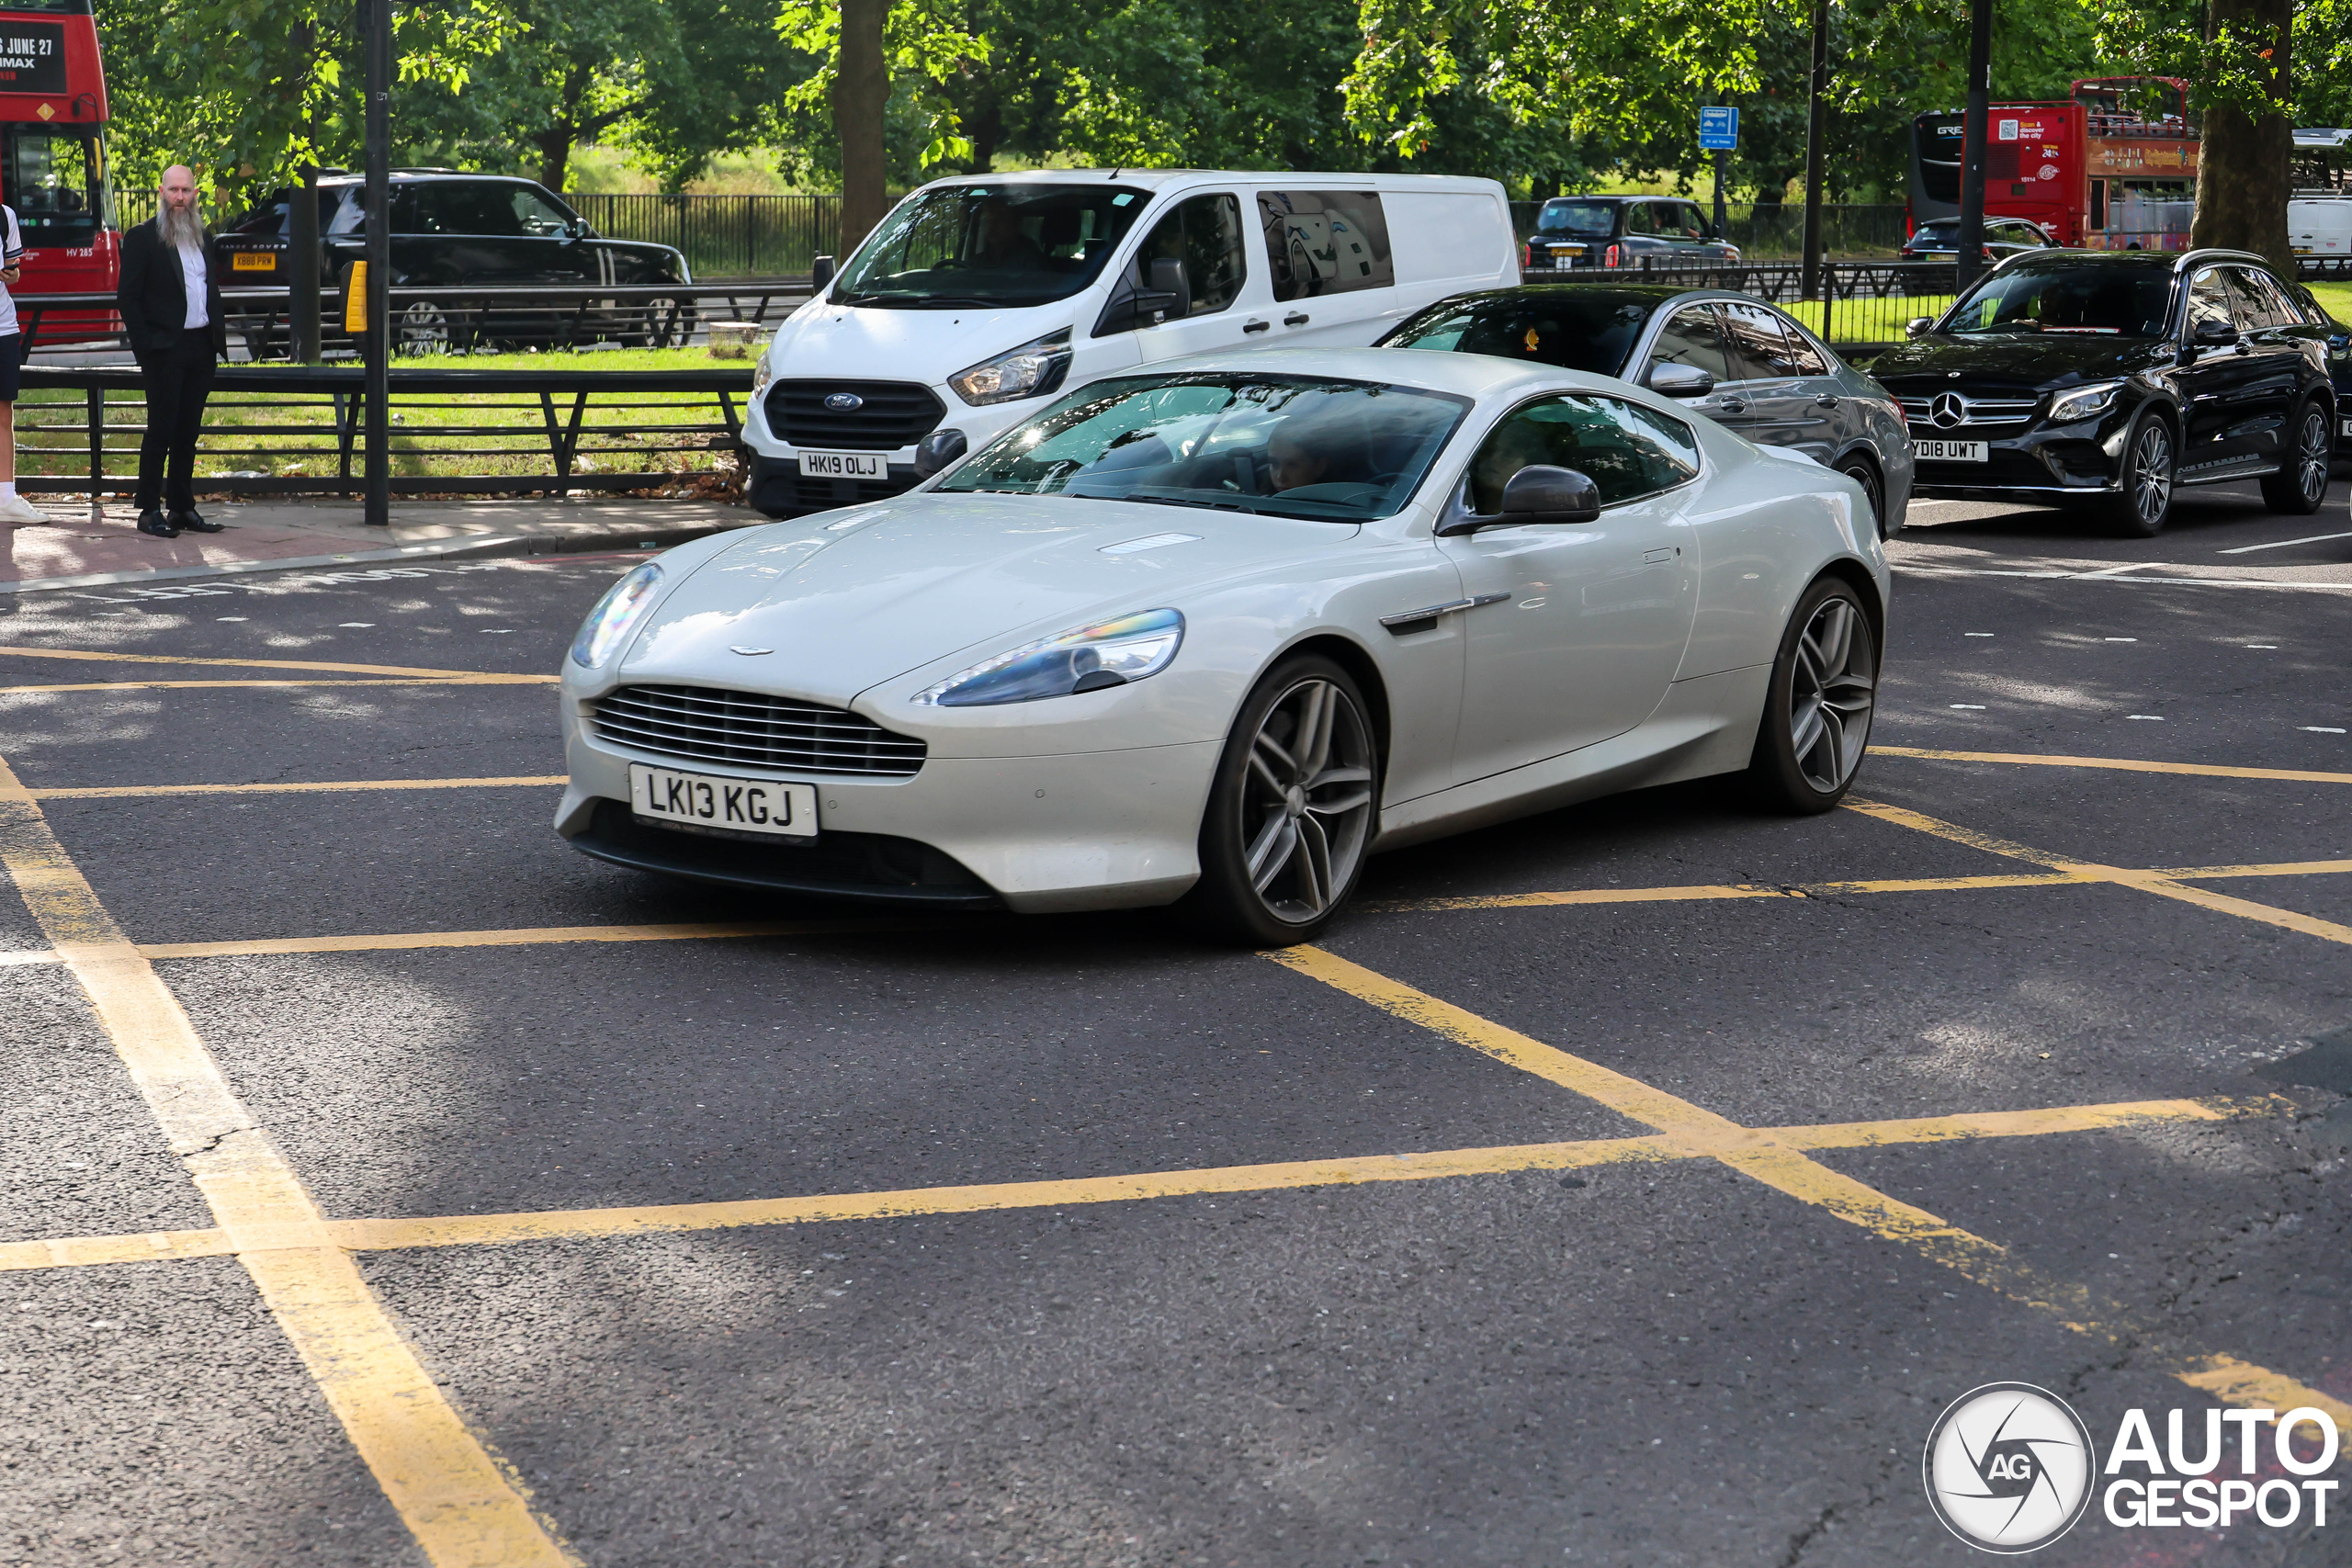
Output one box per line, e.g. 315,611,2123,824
0,516,758,596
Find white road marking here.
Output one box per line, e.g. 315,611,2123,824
216,616,246,622
2216,530,2352,555
339,622,375,627
2303,727,2348,734
1898,567,2352,593
2246,644,2278,649
1950,704,1987,709
2076,562,2155,578
2126,715,2165,721
1965,632,1995,637
2104,637,2137,642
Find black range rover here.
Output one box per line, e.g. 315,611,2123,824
1871,248,2335,535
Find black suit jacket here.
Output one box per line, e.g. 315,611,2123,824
117,218,228,358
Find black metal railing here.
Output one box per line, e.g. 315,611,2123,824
12,281,814,357
14,365,754,501
1540,258,1960,353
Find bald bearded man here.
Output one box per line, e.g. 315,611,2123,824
117,164,227,538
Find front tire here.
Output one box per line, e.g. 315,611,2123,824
2258,399,2331,514
1747,577,1877,813
2104,412,2176,536
1179,655,1379,945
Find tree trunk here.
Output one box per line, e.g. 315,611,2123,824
537,128,574,194
833,0,890,254
965,98,1001,175
2190,0,2291,267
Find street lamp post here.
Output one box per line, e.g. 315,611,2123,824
1955,0,1994,292
1798,0,1830,300
363,0,391,526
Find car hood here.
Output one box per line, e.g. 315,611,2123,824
768,299,1059,383
1871,333,2176,393
619,493,1359,703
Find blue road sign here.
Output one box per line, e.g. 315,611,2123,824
1700,107,1739,151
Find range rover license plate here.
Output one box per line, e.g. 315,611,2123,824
629,763,817,840
798,448,887,479
1913,438,1988,463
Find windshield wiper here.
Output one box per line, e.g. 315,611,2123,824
1111,493,1260,513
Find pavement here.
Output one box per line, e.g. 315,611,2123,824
0,495,758,598
0,482,2347,1567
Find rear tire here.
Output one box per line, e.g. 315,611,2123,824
2258,398,2331,514
2103,412,2176,536
1835,456,1885,540
1177,655,1379,946
1747,577,1877,813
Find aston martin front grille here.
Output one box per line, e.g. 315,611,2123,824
591,684,927,778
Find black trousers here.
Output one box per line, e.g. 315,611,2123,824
133,336,218,513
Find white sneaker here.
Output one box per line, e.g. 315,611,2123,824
0,493,49,524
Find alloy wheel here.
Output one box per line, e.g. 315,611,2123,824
2130,421,2173,527
397,301,452,356
1237,677,1375,925
2297,407,2330,506
1788,596,1875,794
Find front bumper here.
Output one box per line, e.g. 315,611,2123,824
1906,416,2129,501
745,450,926,518
557,721,1221,914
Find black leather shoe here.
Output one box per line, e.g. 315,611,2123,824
136,508,179,538
170,508,221,534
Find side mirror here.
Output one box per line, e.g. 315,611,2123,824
562,217,591,240
810,254,836,290
914,428,967,479
1905,317,1935,338
1499,464,1601,524
1144,255,1192,323
2190,316,2238,346
1647,361,1714,398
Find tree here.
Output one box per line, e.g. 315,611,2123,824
2101,0,2291,263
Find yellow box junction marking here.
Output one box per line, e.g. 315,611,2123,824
0,1096,2264,1276
0,645,553,682
31,775,567,802
1875,745,2352,787
1263,943,2352,1436
0,755,573,1568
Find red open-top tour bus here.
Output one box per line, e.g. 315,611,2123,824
0,0,115,338
1908,77,2199,253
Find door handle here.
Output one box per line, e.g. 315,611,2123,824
1815,393,1839,408
1711,397,1748,414
1283,312,1310,327
1242,319,1270,333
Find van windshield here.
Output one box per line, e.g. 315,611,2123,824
936,373,1472,524
832,184,1152,309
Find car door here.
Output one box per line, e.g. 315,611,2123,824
1123,192,1257,365
1707,301,1838,459
2224,266,2308,467
2177,265,2266,474
507,182,595,285
1437,392,1702,783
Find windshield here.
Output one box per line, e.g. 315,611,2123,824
832,183,1151,310
1943,264,2176,337
1380,292,1656,376
936,374,1472,524
1534,199,1616,238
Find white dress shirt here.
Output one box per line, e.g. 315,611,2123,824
175,236,209,330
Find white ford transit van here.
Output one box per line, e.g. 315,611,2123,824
741,169,1519,517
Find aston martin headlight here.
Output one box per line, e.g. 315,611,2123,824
570,562,662,669
913,609,1183,707
947,328,1072,406
2047,380,2124,423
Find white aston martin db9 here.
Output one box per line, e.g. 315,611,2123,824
557,348,1887,942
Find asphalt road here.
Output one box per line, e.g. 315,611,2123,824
0,490,2346,1568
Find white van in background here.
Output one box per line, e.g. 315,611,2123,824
741,170,1519,517
2290,190,2352,259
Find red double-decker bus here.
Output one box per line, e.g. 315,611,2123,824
0,0,115,330
1908,76,2199,252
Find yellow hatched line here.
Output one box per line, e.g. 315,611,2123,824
0,644,552,682
1264,944,2352,1433
1,678,550,694
0,1095,2269,1275
1874,745,2352,786
0,755,573,1568
1844,797,2352,947
32,775,566,802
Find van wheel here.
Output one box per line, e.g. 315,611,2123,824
2103,414,2175,536
1177,655,1379,946
2259,400,2331,514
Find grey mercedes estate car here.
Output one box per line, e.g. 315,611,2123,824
1380,285,1914,535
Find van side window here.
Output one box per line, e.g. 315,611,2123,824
1136,194,1247,316
1257,191,1394,302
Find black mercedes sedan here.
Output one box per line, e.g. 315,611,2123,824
217,172,694,351
1870,248,2335,535
1378,284,1914,534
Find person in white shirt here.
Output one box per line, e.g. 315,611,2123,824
115,164,228,538
0,203,44,525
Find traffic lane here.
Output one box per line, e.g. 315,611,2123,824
1900,478,2301,556
2194,870,2352,928
0,967,212,1246
1815,1113,2352,1429
356,1167,2221,1568
1854,765,2352,885
1358,775,2041,908
0,682,561,792
161,940,1651,1223
0,1256,413,1568
1318,885,2346,1130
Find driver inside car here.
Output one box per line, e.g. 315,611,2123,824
973,204,1046,270
1267,426,1331,491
